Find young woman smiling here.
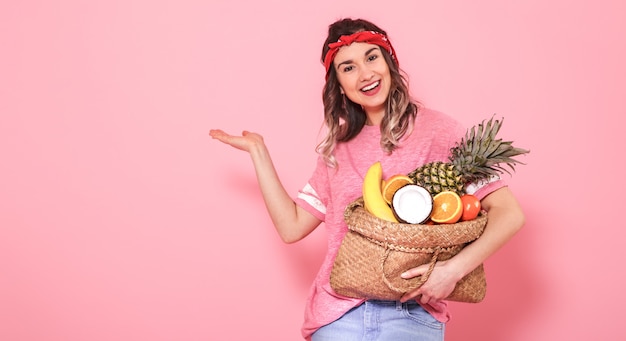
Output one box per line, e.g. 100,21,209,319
210,18,525,341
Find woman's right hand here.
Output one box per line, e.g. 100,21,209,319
209,129,265,153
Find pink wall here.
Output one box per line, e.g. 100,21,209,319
2,1,624,340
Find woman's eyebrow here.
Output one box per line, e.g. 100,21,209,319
364,47,380,56
336,47,381,69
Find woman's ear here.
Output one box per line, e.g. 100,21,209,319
339,87,345,94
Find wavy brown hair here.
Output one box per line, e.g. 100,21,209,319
316,18,420,167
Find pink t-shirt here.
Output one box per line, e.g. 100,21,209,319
294,108,505,340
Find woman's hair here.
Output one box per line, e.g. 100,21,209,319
316,18,420,167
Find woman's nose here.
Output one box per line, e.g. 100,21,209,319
360,68,374,81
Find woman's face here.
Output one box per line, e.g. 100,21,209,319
333,42,391,120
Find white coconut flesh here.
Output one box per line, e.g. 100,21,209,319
391,184,433,224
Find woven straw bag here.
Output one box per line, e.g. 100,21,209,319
330,197,488,303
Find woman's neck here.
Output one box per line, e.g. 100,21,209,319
365,110,385,126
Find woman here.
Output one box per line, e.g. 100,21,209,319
209,18,525,341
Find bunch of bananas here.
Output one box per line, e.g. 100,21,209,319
362,162,398,222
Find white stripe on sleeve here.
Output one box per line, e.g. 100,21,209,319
297,183,326,215
464,175,500,195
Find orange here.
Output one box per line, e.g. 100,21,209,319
431,191,463,224
382,174,413,205
460,194,481,221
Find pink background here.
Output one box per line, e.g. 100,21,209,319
2,1,625,340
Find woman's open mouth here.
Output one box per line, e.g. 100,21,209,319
361,81,380,92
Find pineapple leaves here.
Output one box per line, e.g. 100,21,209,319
488,115,502,141
471,121,483,156
483,139,501,158
461,115,529,179
409,114,529,195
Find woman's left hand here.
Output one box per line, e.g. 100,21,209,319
399,187,525,305
399,260,460,304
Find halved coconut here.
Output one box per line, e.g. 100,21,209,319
391,184,433,224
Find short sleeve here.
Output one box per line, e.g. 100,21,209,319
294,156,331,222
465,176,507,201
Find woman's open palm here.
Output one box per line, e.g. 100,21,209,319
209,129,264,153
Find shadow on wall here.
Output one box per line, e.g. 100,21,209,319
446,214,546,341
226,166,327,295
281,227,328,292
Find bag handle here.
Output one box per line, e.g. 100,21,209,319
381,246,441,294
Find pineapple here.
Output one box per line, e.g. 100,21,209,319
408,116,529,195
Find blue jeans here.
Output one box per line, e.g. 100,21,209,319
311,300,445,341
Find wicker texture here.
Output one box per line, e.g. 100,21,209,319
330,198,488,303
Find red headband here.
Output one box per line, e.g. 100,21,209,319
323,30,398,77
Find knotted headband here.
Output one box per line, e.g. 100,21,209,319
323,30,398,77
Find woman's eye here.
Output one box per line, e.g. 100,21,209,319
342,65,354,72
368,54,379,62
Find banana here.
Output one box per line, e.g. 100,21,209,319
362,161,398,222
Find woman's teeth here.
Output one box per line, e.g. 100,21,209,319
361,81,379,92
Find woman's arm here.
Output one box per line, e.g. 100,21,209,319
209,129,322,243
400,186,525,303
